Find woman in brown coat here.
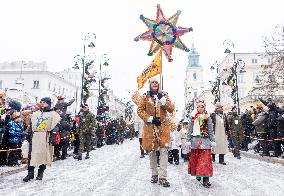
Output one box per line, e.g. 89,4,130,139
137,77,175,187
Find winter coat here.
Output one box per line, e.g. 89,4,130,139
211,112,229,154
116,119,126,132
187,113,215,150
137,92,175,151
30,110,61,167
170,130,181,150
227,112,244,139
78,111,96,134
58,118,71,142
7,118,24,145
179,127,188,154
252,110,268,135
277,107,284,139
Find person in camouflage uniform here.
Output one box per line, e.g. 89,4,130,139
74,104,96,160
116,116,126,144
227,106,243,159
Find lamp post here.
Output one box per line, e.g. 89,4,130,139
223,40,246,114
210,61,221,103
97,54,109,109
72,33,96,106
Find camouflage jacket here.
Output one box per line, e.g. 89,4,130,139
78,111,96,134
227,112,243,137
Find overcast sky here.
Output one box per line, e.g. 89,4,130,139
0,0,283,118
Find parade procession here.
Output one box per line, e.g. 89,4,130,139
0,0,284,195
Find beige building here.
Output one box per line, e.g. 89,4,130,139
217,52,275,112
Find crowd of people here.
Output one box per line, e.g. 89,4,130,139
0,91,137,182
1,81,284,188
137,77,284,189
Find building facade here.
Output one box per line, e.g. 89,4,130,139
0,61,80,113
217,52,275,112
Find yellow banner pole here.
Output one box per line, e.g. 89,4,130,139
159,49,163,91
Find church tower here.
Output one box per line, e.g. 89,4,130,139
184,43,204,112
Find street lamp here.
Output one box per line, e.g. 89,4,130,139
210,61,221,103
97,54,110,108
223,39,246,114
72,33,96,105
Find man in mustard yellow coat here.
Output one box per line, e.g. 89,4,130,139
137,77,175,187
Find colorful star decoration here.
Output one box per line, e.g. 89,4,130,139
134,4,193,62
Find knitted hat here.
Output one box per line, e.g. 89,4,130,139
8,100,22,112
40,97,51,107
215,102,223,109
148,77,159,84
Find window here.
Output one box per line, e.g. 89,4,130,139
58,86,61,94
62,88,65,95
268,56,272,64
252,58,258,64
193,73,197,80
53,84,56,92
0,80,2,89
194,92,198,98
238,89,245,99
237,73,244,83
33,80,39,89
48,82,51,90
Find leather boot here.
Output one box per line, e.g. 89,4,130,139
219,154,226,165
150,175,158,183
159,178,170,187
85,152,90,159
212,154,215,162
23,166,34,182
36,165,46,180
202,177,211,188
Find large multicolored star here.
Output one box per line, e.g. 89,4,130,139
134,4,193,62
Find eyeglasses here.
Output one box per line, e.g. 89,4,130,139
197,105,205,108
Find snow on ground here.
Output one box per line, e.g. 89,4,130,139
0,139,283,196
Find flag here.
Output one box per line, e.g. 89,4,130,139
137,52,162,89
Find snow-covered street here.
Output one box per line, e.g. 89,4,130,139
0,139,284,196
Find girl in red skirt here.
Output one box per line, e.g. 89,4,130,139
187,100,215,188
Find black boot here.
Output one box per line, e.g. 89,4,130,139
159,178,170,187
36,165,46,180
212,154,215,162
202,177,211,188
219,154,226,165
74,154,82,160
23,166,34,182
85,152,90,159
150,175,158,183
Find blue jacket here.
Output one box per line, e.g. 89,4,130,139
8,119,24,145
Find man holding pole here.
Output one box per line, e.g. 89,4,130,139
137,77,175,187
